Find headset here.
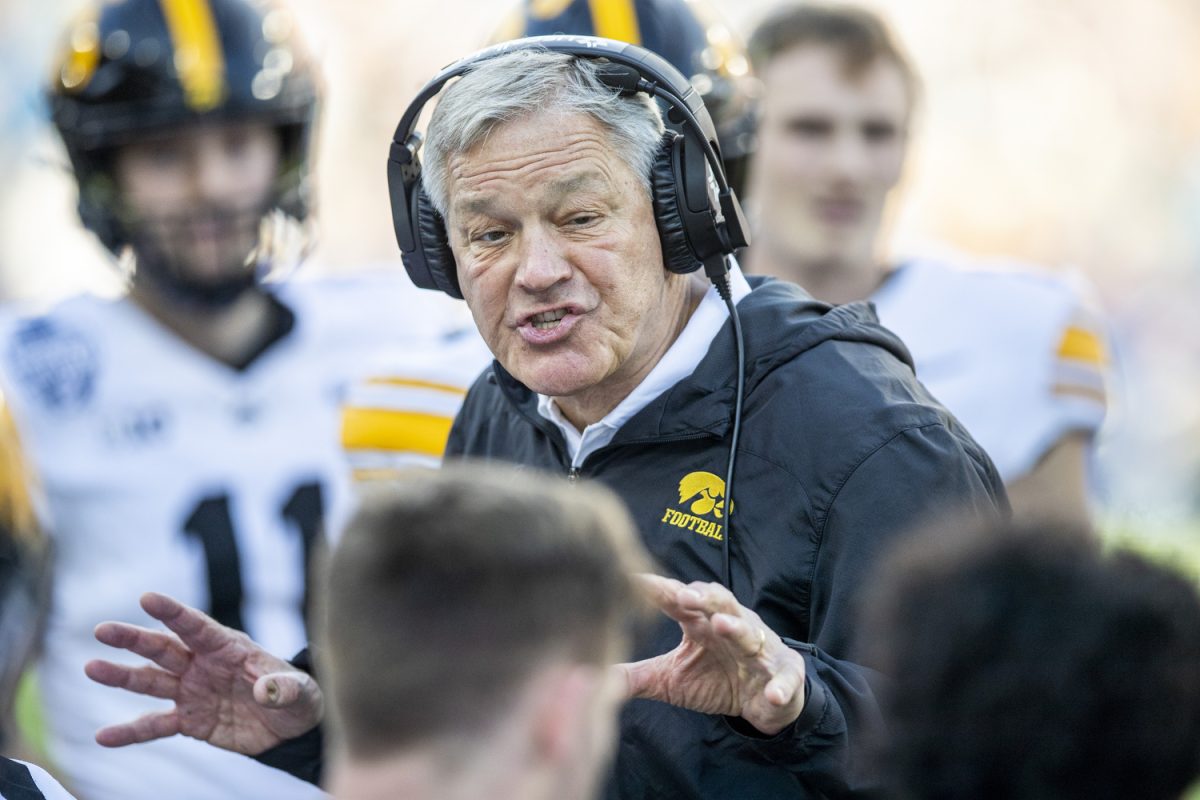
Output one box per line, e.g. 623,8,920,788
386,35,749,592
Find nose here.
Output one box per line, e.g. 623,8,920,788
829,130,868,184
514,225,571,293
189,137,240,205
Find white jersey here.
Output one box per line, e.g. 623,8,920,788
871,256,1109,482
0,269,460,800
0,758,76,800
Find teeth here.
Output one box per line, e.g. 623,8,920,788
531,309,568,330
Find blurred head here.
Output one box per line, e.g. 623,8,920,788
861,522,1200,800
320,465,652,799
49,0,318,307
747,3,916,273
423,49,701,415
0,405,51,741
492,0,758,195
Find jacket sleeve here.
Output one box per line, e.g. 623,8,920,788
250,648,324,786
730,422,1007,797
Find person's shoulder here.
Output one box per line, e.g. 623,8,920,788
890,253,1094,322
0,293,125,415
0,758,77,800
275,264,472,338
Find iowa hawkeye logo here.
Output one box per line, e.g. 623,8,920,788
661,471,727,542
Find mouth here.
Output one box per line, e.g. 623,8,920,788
530,308,569,330
516,305,584,345
814,197,865,225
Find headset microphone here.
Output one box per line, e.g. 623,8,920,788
387,36,749,596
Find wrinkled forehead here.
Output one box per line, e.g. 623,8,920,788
445,111,630,215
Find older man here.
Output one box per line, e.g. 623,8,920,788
87,43,1005,798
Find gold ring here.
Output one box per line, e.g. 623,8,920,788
752,628,766,658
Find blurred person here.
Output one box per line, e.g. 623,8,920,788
491,0,759,196
0,407,72,799
85,40,1007,798
321,466,649,799
0,0,475,797
745,3,1110,526
860,520,1200,800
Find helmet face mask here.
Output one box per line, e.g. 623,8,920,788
109,120,284,306
50,0,318,306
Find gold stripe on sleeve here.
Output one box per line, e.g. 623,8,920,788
341,408,455,458
1055,326,1107,366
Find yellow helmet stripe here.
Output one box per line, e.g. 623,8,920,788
158,0,226,111
59,7,102,92
588,0,642,45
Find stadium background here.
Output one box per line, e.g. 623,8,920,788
1,0,1198,775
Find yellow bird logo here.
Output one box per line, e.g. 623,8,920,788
677,471,727,519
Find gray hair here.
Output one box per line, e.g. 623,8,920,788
422,49,665,218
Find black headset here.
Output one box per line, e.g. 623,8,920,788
386,35,750,592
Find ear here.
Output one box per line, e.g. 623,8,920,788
530,664,607,764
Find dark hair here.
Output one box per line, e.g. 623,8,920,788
747,3,918,105
861,523,1200,800
318,464,652,758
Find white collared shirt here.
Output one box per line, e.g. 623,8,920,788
537,260,752,467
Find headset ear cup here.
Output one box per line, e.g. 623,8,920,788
413,186,463,299
651,134,702,274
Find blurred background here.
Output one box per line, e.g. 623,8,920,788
3,0,1198,552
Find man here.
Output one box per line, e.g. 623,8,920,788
1,0,467,797
744,3,1109,526
87,43,1006,797
0,407,75,799
860,522,1200,800
320,466,649,799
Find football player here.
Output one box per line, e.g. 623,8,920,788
491,0,759,195
744,3,1109,526
0,408,72,799
0,0,461,797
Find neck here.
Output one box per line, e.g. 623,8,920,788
329,744,550,800
748,236,887,305
130,281,278,368
554,273,709,430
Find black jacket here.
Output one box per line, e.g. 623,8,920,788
445,278,1007,799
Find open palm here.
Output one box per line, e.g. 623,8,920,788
85,592,323,755
617,575,807,736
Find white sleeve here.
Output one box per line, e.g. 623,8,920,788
340,328,493,478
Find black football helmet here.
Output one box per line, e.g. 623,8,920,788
49,0,318,302
493,0,759,195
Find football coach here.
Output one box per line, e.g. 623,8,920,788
86,38,1007,799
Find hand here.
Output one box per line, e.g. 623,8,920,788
616,575,806,736
84,592,323,755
